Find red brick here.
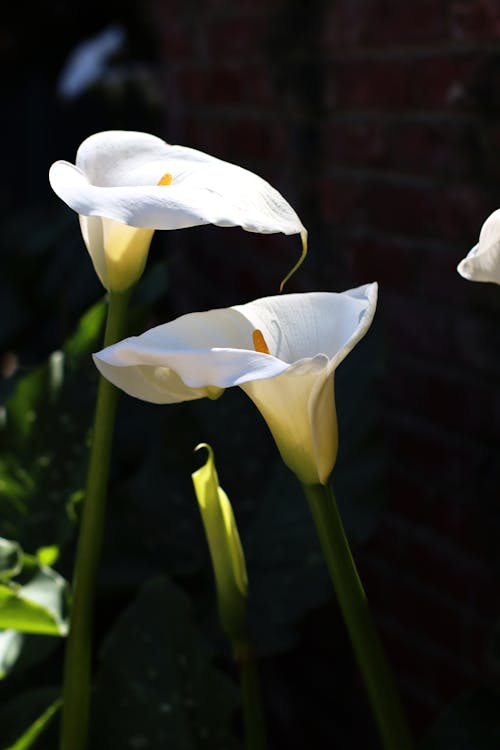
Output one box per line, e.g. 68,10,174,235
174,64,274,108
157,20,195,61
363,516,500,616
382,416,484,487
388,121,475,179
381,360,500,440
321,0,369,49
317,176,366,225
411,243,472,306
326,59,412,110
323,120,387,168
449,0,500,41
437,184,494,243
203,64,274,107
205,16,267,60
376,622,481,710
203,0,268,12
175,115,289,166
476,123,500,181
365,0,446,44
382,294,454,361
364,181,437,238
412,54,479,109
453,312,500,374
360,557,488,658
173,68,206,105
347,237,418,290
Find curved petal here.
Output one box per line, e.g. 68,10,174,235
457,209,500,284
232,283,378,367
241,360,336,485
92,307,292,403
94,286,377,484
49,131,305,237
79,214,154,291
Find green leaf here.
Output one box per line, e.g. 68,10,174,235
244,462,330,655
0,567,68,636
35,546,59,568
0,538,23,581
90,576,241,750
2,697,61,750
64,300,107,366
0,300,106,551
0,688,61,750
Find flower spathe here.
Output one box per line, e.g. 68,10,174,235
192,443,248,641
49,130,307,292
93,283,378,485
457,208,500,285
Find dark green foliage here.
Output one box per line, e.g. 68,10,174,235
90,577,241,750
0,272,388,747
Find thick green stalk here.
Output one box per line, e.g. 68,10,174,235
59,290,131,750
302,482,414,750
234,639,268,750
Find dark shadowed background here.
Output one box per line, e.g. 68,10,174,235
2,1,500,748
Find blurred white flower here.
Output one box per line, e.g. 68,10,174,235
57,24,126,100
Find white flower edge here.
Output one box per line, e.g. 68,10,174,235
93,284,377,401
457,208,500,285
49,130,306,238
93,283,378,485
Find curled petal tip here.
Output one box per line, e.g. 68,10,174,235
279,228,308,293
194,442,211,456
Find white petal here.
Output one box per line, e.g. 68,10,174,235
232,283,378,368
241,362,336,485
92,307,290,403
457,209,500,284
49,131,305,237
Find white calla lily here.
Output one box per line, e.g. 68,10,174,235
93,283,378,485
457,208,500,284
49,130,307,292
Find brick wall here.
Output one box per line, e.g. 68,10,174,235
154,0,500,738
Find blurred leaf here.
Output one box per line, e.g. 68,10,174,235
0,538,23,581
35,546,59,568
421,688,500,749
2,697,61,750
133,261,169,307
0,300,106,551
0,688,60,750
0,540,65,678
0,630,58,682
64,301,107,365
0,630,23,679
90,576,241,750
244,462,330,656
0,564,68,636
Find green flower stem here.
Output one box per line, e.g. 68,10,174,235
302,482,414,750
59,290,131,750
234,638,268,750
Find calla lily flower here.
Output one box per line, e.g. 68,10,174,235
49,130,307,292
457,208,500,284
93,283,378,485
